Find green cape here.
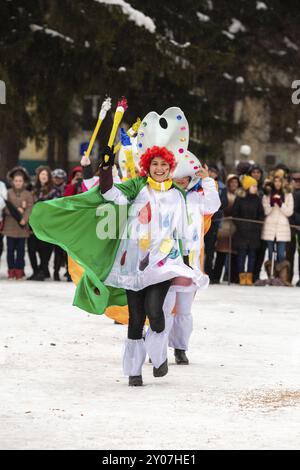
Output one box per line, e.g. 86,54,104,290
30,176,186,315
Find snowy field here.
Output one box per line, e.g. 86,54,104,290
0,258,300,450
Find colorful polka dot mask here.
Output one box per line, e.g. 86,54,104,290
137,107,189,160
173,150,202,178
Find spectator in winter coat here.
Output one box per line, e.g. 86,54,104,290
232,175,265,286
52,168,67,198
64,166,83,196
213,174,240,283
247,164,264,198
52,169,67,281
261,175,294,284
204,164,228,280
0,180,7,262
2,167,33,280
286,173,300,286
247,164,266,282
27,166,60,281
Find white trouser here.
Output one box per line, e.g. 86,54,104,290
169,291,194,351
163,290,176,336
123,338,146,376
144,328,169,369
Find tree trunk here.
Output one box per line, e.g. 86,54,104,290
0,134,21,181
56,130,69,172
47,132,56,169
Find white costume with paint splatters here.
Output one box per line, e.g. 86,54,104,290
164,161,221,354
102,183,207,291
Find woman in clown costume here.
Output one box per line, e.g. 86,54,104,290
30,106,203,387
164,154,221,366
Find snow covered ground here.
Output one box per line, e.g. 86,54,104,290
0,259,300,450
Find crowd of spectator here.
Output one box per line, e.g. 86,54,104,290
205,156,300,287
0,164,84,281
0,151,300,287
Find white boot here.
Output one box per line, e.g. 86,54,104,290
122,338,146,376
163,290,176,336
144,328,169,369
169,291,194,351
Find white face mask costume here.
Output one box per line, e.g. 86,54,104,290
137,107,189,166
172,150,202,190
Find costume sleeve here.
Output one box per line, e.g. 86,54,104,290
201,177,221,215
100,165,128,205
101,185,128,205
0,182,7,214
82,164,94,180
83,176,99,191
177,193,190,255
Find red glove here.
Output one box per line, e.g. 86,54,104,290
271,194,282,207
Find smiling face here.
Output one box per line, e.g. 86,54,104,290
174,176,190,189
149,157,171,182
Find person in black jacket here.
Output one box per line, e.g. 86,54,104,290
204,164,228,281
287,172,300,286
232,175,265,285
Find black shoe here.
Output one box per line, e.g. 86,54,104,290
54,272,60,281
30,270,45,281
174,349,189,365
153,359,168,377
27,271,38,281
66,273,72,282
296,280,300,287
129,375,143,386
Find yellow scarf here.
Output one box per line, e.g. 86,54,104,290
147,176,173,191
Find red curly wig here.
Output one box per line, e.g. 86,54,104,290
139,146,177,177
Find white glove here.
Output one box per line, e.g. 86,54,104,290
80,153,91,167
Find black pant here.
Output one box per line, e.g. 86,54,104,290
54,245,67,275
253,240,267,282
126,280,171,340
204,223,219,279
27,233,53,276
213,252,239,283
286,231,300,282
7,237,25,269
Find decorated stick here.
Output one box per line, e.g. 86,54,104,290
85,97,111,158
113,116,140,154
108,97,128,146
103,98,128,165
120,128,136,178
